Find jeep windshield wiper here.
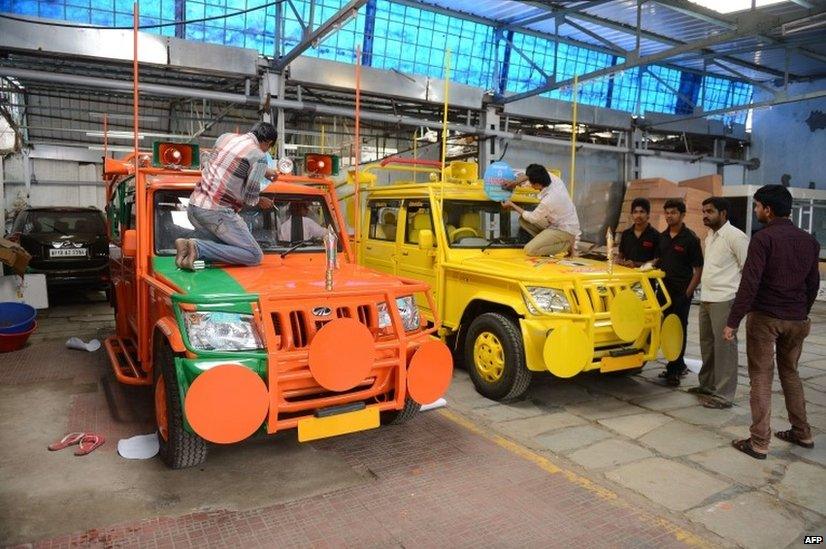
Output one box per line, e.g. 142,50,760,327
280,238,321,258
481,237,512,252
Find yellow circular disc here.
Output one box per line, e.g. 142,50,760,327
610,289,646,342
543,323,593,378
660,314,684,362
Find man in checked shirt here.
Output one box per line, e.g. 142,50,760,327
175,122,279,270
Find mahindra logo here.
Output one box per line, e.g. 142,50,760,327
52,241,83,248
312,306,332,317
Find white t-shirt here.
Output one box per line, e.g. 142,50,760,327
521,174,581,238
701,221,749,302
278,216,328,241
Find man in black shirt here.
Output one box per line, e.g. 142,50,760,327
617,198,660,267
658,198,704,386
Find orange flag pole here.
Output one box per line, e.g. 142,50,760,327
354,46,362,251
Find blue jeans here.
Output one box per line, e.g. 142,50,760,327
187,204,263,266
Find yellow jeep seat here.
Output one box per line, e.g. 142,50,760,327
450,212,480,242
408,211,432,244
376,210,397,239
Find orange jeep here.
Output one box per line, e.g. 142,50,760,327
102,143,453,469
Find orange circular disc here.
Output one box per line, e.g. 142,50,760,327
308,318,375,391
407,340,454,405
184,365,269,444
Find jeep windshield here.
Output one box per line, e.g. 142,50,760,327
153,190,339,255
442,200,535,249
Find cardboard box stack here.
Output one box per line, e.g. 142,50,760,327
0,237,32,275
616,175,722,242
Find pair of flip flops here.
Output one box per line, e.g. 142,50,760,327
48,432,105,456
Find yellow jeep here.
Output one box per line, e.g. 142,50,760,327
350,158,682,401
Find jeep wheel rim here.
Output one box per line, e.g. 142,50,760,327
474,331,505,383
155,376,169,442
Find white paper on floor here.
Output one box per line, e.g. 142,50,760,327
684,358,702,374
66,337,101,352
420,398,447,412
117,432,160,459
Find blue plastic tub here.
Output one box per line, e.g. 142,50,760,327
0,302,37,334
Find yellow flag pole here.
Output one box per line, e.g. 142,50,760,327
569,75,578,200
440,48,451,196
413,129,418,183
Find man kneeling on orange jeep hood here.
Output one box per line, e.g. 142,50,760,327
175,122,279,270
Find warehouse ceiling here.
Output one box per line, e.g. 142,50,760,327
1,0,824,155
412,0,826,82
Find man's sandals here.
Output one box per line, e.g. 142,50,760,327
775,429,815,449
731,439,766,460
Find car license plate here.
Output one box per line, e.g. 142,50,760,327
49,248,87,258
297,407,380,442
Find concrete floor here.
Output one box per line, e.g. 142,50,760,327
448,302,826,549
1,291,824,547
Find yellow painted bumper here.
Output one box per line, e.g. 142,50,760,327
520,316,660,377
297,407,380,442
599,353,644,373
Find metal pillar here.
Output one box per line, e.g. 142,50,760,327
259,71,286,159
714,139,726,176
21,148,31,203
630,128,644,180
0,155,5,247
478,106,500,168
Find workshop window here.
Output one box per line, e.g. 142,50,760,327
369,0,499,89
700,75,753,125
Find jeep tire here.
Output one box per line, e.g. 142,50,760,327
464,312,531,402
380,395,420,425
153,332,207,469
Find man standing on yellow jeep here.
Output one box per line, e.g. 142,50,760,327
175,122,279,270
502,164,580,256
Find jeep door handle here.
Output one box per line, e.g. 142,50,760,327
365,245,373,250
401,251,409,256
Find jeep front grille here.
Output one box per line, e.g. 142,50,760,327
271,302,378,351
575,282,634,314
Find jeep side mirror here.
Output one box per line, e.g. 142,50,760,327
122,229,137,258
418,229,434,250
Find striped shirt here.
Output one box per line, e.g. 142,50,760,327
520,174,581,238
190,132,267,211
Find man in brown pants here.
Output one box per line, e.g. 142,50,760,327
724,185,820,459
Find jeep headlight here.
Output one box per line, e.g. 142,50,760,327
184,311,263,351
525,287,571,314
376,301,392,328
376,296,420,331
631,282,647,301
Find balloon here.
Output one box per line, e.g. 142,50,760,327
483,161,515,202
261,152,276,190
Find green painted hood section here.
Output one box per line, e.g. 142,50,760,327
153,256,247,297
